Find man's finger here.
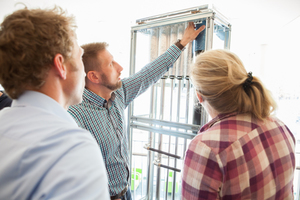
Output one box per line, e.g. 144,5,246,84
197,25,206,33
188,22,194,28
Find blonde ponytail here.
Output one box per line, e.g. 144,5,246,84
190,49,276,120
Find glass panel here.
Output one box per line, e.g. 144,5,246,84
131,129,150,199
132,24,200,122
212,24,226,49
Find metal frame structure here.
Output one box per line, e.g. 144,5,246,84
128,4,231,200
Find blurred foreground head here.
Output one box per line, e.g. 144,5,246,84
0,6,77,99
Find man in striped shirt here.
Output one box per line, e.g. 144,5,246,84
68,22,205,199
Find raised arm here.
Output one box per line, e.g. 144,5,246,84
121,22,205,107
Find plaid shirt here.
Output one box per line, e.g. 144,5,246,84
68,44,181,196
182,112,296,200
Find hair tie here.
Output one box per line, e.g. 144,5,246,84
243,72,253,90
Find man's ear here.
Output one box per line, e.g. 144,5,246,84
196,92,204,103
53,54,67,80
86,71,101,84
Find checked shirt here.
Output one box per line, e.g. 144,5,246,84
182,112,296,200
68,44,181,196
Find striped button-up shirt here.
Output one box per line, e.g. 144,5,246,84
68,44,181,196
182,112,296,200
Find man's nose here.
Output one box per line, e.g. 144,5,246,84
117,62,123,72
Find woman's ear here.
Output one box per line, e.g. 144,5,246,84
196,92,204,103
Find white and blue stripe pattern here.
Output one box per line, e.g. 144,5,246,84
68,44,181,196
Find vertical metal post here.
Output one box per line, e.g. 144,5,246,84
206,16,214,51
128,30,137,199
224,24,231,50
169,24,178,79
147,27,159,200
172,79,181,200
156,25,170,200
148,85,156,200
170,22,185,200
165,137,171,199
183,40,194,158
155,78,165,200
165,23,178,200
164,78,173,200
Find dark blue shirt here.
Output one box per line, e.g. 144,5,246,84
0,91,12,110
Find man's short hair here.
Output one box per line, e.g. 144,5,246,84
0,7,77,99
81,42,108,74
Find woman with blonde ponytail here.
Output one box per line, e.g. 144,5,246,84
182,49,296,200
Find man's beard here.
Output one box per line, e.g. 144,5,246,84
101,73,122,91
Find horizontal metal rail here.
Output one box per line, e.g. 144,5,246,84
154,161,181,172
131,12,213,31
132,152,182,161
132,152,148,157
131,116,200,132
132,12,230,31
136,5,209,24
144,144,181,159
130,122,196,140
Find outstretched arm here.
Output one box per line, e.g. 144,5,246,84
121,22,205,107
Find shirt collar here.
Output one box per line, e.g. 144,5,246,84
11,90,77,125
200,112,238,133
83,88,116,108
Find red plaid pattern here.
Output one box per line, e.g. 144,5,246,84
182,112,296,200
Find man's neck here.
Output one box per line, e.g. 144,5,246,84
85,85,112,101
